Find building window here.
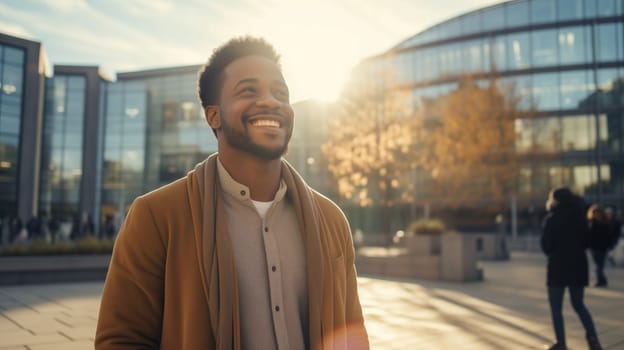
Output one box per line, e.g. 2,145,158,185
506,33,531,69
595,23,623,62
560,70,594,110
505,0,530,28
482,5,505,31
532,73,560,110
531,0,556,25
558,26,590,65
532,29,558,67
557,0,584,20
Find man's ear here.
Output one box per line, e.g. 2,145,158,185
204,105,221,129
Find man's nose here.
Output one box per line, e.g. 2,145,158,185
256,93,282,109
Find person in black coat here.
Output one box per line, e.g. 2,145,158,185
541,188,602,350
587,204,611,287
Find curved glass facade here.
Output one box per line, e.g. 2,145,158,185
363,0,624,208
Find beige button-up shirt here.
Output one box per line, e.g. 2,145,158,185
217,160,308,350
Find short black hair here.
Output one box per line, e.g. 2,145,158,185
197,36,281,108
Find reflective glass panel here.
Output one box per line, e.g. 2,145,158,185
514,117,561,152
482,5,505,31
1,64,24,96
558,0,584,20
3,46,24,64
503,75,533,110
585,0,597,17
560,70,594,110
506,33,531,69
561,115,597,150
491,36,507,71
463,39,484,73
532,29,558,67
531,0,556,24
533,73,560,110
460,12,482,35
0,115,20,134
558,26,590,65
597,0,619,16
596,23,619,61
597,68,620,108
440,19,461,39
506,0,530,27
67,76,86,90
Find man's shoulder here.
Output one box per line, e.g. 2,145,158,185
137,174,192,205
310,190,347,221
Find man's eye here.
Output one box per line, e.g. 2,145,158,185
241,87,256,94
275,90,289,99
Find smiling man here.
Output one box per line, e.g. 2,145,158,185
95,37,369,350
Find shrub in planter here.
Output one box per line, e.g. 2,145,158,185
405,219,447,255
0,236,114,256
408,218,446,236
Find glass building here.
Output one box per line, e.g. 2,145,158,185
351,0,624,224
100,66,217,223
39,66,109,229
3,0,623,238
0,33,47,232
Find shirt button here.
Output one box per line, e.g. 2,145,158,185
264,227,269,232
240,190,246,196
272,266,276,272
275,306,280,312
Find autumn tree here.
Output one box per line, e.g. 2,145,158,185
321,63,424,240
322,69,415,209
412,76,536,207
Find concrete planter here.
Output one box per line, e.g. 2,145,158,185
357,232,482,282
440,233,482,281
471,233,509,261
405,234,441,255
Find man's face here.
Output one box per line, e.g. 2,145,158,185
213,55,294,160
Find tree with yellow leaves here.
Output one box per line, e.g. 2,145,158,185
322,69,415,209
412,76,536,207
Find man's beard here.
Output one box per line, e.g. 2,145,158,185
220,115,291,160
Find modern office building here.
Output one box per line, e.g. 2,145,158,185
2,0,623,238
0,33,48,225
346,0,624,231
0,29,325,238
39,66,109,229
99,66,217,224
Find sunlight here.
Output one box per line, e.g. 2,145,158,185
241,1,370,103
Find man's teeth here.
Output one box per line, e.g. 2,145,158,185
251,119,280,127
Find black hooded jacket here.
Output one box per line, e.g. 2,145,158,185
541,194,589,287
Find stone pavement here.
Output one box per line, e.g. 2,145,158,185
0,252,622,349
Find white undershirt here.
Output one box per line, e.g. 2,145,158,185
251,200,273,219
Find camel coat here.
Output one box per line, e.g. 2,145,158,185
95,155,369,349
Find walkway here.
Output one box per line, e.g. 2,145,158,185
0,252,622,349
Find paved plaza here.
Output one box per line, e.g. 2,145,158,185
0,252,622,349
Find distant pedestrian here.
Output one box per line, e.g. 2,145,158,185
541,188,602,350
587,204,611,287
48,216,60,244
26,215,40,240
102,215,115,239
70,214,81,240
9,215,23,243
604,206,622,266
82,214,95,237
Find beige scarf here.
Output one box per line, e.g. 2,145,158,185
192,154,324,349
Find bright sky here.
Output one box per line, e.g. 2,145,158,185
0,0,502,103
